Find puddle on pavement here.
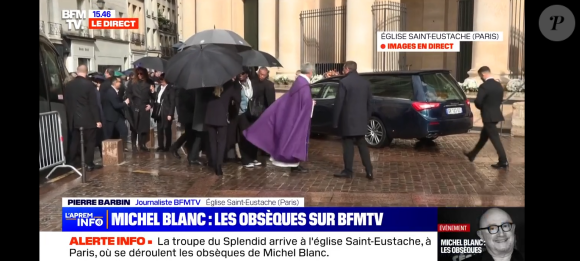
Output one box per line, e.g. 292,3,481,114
130,169,159,176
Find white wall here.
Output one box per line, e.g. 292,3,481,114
95,40,129,69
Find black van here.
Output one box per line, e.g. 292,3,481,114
39,30,69,150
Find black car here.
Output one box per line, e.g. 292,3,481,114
310,70,473,148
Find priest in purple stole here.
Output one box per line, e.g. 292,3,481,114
243,63,316,173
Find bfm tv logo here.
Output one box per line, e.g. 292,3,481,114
66,213,104,227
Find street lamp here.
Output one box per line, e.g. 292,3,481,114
96,0,105,9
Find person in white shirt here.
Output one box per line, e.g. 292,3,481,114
152,74,176,152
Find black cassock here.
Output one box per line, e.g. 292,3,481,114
125,80,154,134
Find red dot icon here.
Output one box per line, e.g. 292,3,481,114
148,240,152,244
380,44,386,49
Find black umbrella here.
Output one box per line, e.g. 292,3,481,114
165,45,243,89
239,49,283,67
182,29,252,52
132,57,167,72
172,41,183,49
122,69,133,76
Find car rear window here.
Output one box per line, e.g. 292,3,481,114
419,73,465,102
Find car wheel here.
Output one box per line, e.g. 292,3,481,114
417,137,437,142
365,117,392,148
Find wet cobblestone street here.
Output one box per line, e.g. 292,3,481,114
40,134,525,231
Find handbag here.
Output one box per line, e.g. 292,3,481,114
247,97,264,120
151,99,163,121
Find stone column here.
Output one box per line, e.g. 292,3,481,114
182,0,196,38
258,0,278,74
346,0,375,72
195,0,216,32
467,0,510,84
278,0,302,75
511,102,525,137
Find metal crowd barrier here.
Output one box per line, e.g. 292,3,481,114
40,111,82,179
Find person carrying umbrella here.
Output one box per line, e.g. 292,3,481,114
125,67,155,152
164,44,246,166
204,80,241,175
92,75,107,159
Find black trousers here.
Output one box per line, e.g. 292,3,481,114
188,131,209,161
235,113,258,165
105,118,128,144
468,122,508,163
342,135,373,174
131,130,148,147
170,122,194,152
206,125,227,167
157,121,173,149
69,127,97,166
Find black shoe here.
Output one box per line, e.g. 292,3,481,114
85,164,102,171
139,146,149,152
170,150,181,159
366,172,373,180
463,151,475,162
215,165,223,176
491,162,509,170
334,171,352,178
156,147,165,152
291,165,308,173
189,160,203,166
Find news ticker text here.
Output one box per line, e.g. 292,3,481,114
41,232,437,260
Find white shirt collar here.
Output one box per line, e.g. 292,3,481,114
299,74,311,83
112,85,118,92
239,79,252,88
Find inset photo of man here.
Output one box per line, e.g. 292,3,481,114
438,207,524,261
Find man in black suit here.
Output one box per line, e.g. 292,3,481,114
257,67,276,107
152,74,176,151
332,61,374,179
464,208,523,261
169,88,196,159
464,66,508,169
103,76,130,151
64,65,103,171
230,69,266,168
205,82,241,175
100,68,115,102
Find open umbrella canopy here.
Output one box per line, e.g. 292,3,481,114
122,69,134,76
114,71,124,77
92,74,106,82
165,44,243,89
132,57,167,72
172,41,184,49
182,29,252,52
239,49,283,67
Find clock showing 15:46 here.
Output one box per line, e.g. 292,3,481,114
89,10,116,18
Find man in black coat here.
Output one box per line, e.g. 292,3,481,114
464,66,508,169
257,67,276,107
64,65,103,171
152,74,176,152
100,68,115,103
169,88,196,159
103,76,130,151
332,61,373,179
